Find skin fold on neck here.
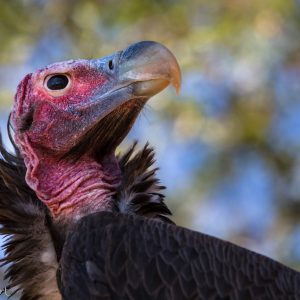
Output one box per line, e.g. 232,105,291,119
21,136,121,220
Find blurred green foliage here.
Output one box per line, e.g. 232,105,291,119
1,0,300,285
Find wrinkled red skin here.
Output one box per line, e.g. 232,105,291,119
13,60,111,151
11,59,121,220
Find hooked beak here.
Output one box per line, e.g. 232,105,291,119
67,41,181,159
118,41,181,96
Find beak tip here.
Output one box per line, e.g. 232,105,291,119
119,40,182,96
173,81,181,95
171,66,182,95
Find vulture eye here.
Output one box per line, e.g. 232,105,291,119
46,74,69,90
44,74,71,96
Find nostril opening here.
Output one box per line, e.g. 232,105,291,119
108,60,114,70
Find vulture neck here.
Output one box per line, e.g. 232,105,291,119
23,142,121,220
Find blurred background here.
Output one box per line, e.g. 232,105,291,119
1,0,300,296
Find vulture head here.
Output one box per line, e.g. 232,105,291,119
10,41,181,221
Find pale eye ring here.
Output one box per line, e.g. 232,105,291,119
44,74,71,96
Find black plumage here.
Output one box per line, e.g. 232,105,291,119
114,142,173,224
59,212,300,300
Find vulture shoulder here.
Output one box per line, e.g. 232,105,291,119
58,212,300,300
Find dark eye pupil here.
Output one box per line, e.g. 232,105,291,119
47,75,69,90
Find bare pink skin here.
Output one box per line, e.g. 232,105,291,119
12,59,122,219
22,138,120,218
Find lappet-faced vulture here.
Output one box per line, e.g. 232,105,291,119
0,41,299,300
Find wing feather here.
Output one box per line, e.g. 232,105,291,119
59,212,300,300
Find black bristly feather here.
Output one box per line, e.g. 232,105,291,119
114,142,174,224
